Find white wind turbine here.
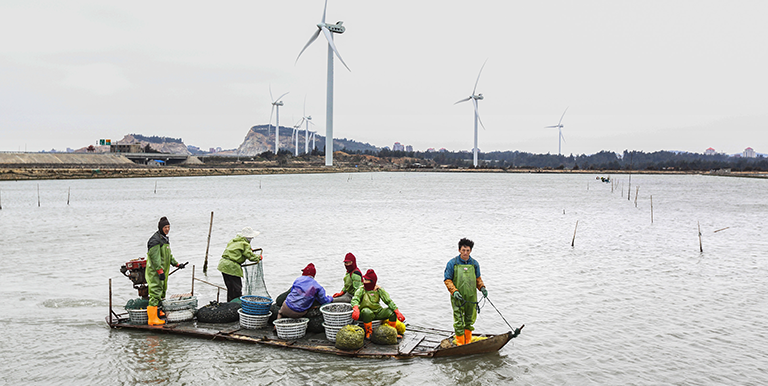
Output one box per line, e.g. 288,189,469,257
291,121,302,156
454,61,488,167
545,107,569,156
269,88,289,154
296,0,351,167
296,97,315,155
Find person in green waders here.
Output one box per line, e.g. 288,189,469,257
217,226,263,302
444,238,487,345
146,217,187,326
351,269,406,339
331,252,363,303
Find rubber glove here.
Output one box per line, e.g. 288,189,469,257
452,291,464,303
481,287,488,298
394,309,405,322
157,269,165,281
332,292,345,298
177,262,188,269
352,305,360,320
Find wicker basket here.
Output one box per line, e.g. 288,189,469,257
322,322,344,342
162,296,198,311
240,295,272,316
238,309,271,329
166,309,194,323
127,308,148,325
273,318,309,340
320,303,353,328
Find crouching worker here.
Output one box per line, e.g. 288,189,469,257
278,263,333,319
332,252,363,303
146,217,187,326
351,269,405,339
218,226,262,302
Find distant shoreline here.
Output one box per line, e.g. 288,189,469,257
2,165,766,181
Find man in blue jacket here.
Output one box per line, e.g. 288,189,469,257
444,238,487,345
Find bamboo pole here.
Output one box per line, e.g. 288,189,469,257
203,211,214,275
37,184,40,207
714,227,729,233
191,265,195,296
650,195,653,223
698,222,703,252
571,220,579,247
154,181,157,194
0,189,3,210
634,186,639,207
67,187,70,206
109,278,113,325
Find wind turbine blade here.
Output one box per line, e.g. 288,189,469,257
473,59,488,95
269,105,275,127
558,107,569,126
296,29,321,64
321,26,351,71
473,99,486,130
321,0,328,24
454,97,471,105
276,92,289,102
269,85,274,102
544,125,558,128
560,131,566,143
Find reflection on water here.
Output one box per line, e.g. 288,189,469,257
1,173,767,384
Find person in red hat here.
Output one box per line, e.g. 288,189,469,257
277,263,333,319
350,269,405,339
331,252,363,303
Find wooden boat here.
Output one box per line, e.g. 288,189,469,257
105,313,520,358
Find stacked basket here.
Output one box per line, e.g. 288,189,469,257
274,318,310,339
239,295,272,329
320,303,354,342
161,295,198,322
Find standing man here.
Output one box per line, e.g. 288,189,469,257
218,226,262,302
444,238,488,345
146,217,187,326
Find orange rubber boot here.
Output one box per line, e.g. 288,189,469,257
388,320,402,338
147,306,165,326
464,329,472,344
364,322,373,339
455,334,465,346
158,309,165,317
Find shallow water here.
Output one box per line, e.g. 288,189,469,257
1,172,766,385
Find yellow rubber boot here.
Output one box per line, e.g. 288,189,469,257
464,329,472,344
147,306,165,326
388,320,402,338
364,322,373,339
455,334,465,346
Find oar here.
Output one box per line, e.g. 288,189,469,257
486,296,525,338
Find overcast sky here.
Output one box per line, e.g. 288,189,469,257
1,0,766,155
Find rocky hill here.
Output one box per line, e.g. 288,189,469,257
235,125,378,156
116,134,191,155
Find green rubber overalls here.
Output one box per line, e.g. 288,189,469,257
451,263,477,335
357,289,396,323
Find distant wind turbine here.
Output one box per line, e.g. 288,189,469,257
269,87,289,154
454,60,488,167
291,121,302,156
545,107,569,156
296,0,351,166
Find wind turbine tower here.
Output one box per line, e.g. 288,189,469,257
455,61,488,167
269,89,289,154
296,0,351,167
545,107,569,156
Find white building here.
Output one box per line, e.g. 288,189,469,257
705,147,716,155
743,147,756,158
393,142,405,151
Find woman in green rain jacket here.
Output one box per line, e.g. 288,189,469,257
146,217,186,326
351,269,405,339
217,226,262,302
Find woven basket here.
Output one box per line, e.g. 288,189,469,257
166,309,194,323
240,295,272,316
238,309,271,329
127,308,148,325
320,303,353,327
322,322,344,342
274,318,309,340
162,296,198,311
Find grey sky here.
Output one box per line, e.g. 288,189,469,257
1,0,765,155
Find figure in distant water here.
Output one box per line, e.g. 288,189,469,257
146,217,187,326
444,238,488,345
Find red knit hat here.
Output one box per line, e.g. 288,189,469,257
344,253,358,274
302,263,316,277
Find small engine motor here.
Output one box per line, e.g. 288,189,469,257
120,258,148,298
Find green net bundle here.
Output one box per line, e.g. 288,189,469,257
335,325,365,350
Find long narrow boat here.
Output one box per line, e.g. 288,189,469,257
105,313,519,358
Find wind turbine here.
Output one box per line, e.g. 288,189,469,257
545,107,568,156
296,0,351,167
269,88,289,154
454,60,487,167
291,121,302,156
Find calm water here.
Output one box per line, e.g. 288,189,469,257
1,172,766,385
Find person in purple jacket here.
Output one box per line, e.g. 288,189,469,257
277,263,333,319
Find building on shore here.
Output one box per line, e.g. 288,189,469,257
705,147,716,155
743,147,756,158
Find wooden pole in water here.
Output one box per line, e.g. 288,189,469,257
67,187,70,206
203,211,214,275
650,195,654,223
714,227,729,233
627,153,633,201
0,189,3,210
37,184,40,207
191,265,196,296
634,186,639,207
109,278,113,325
698,221,703,252
154,181,157,194
571,220,579,247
